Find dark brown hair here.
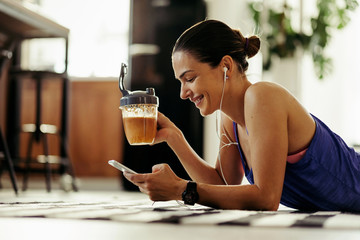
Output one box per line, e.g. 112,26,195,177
172,20,260,72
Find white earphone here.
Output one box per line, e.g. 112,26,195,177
223,66,228,82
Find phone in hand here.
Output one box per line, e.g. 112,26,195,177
108,160,137,174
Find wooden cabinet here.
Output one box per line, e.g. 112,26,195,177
69,81,124,177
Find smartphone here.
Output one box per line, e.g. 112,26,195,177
108,160,137,174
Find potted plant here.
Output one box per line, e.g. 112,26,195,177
248,0,358,79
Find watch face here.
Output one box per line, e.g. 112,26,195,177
182,182,199,205
184,191,195,203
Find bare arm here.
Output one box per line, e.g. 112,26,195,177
154,112,224,184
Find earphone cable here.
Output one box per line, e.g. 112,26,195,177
216,68,238,186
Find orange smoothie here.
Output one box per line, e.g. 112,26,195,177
123,116,157,145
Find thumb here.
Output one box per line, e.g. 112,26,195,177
152,163,167,173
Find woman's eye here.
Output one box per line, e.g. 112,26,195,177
187,77,196,82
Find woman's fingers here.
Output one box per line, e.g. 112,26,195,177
123,172,146,184
123,164,183,201
152,163,165,173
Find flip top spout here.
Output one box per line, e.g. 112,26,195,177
119,63,129,96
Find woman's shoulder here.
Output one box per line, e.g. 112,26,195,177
247,81,288,93
245,81,291,106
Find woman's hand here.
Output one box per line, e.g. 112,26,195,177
123,164,187,201
153,112,183,145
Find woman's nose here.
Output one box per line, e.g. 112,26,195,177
180,84,190,100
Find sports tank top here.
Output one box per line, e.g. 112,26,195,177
233,114,360,211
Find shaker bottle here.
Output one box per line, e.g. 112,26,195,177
118,63,159,145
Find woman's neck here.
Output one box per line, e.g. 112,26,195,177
220,76,251,127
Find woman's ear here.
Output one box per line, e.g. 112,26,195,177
221,55,234,78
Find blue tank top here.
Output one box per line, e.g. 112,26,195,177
233,114,360,212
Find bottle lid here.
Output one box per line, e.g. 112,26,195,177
120,88,159,106
118,63,159,107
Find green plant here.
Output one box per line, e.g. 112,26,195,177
248,0,358,79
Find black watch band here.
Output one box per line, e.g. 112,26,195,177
182,181,199,205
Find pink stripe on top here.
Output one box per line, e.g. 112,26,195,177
287,148,308,164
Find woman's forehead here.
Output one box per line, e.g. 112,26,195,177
172,52,201,78
172,51,195,64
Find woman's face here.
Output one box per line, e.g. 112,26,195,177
172,51,224,116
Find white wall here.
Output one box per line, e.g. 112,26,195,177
300,7,360,145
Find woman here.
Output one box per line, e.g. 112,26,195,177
124,20,360,211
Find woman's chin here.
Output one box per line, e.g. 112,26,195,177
199,107,215,117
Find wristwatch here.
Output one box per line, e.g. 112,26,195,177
182,181,199,205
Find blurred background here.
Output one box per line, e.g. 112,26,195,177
1,0,359,191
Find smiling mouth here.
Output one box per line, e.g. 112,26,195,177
191,95,203,107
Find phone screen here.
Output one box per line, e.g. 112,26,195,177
108,160,137,174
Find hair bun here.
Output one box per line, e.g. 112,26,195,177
246,36,261,59
233,29,260,59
